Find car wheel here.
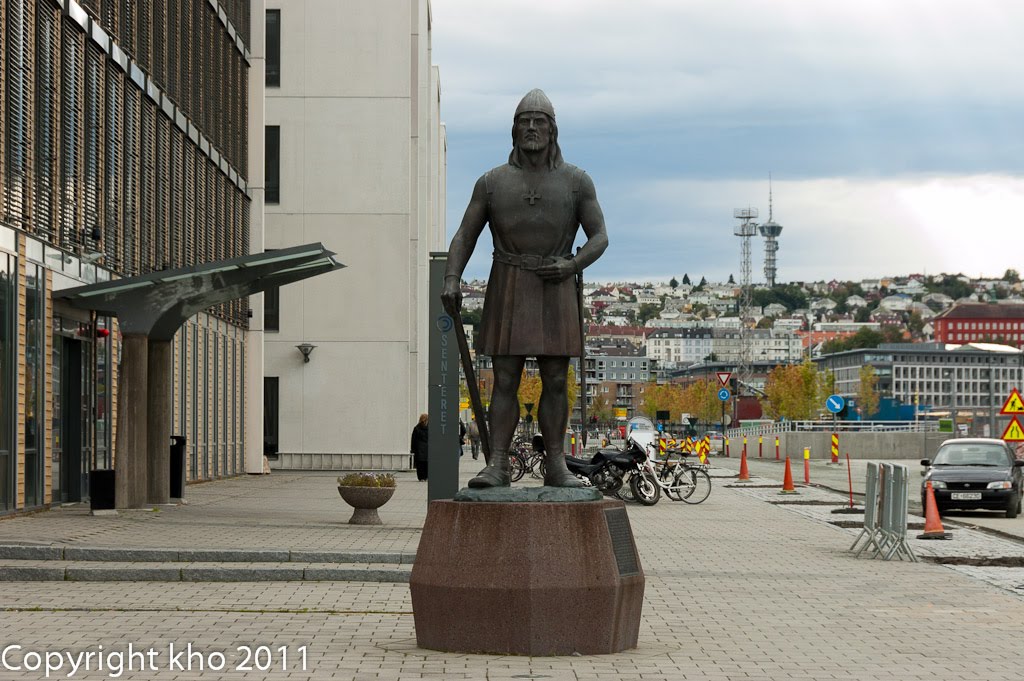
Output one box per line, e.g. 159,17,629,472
1006,493,1020,519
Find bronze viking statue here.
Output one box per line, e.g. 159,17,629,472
441,89,609,488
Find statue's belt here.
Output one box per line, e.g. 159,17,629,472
492,250,570,271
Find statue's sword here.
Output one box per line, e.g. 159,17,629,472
442,297,492,466
576,249,588,448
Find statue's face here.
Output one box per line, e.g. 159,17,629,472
514,113,551,152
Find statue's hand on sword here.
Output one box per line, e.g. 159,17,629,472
441,275,462,316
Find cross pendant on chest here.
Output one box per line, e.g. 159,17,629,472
522,189,542,205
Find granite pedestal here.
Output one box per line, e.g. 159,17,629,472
409,488,644,656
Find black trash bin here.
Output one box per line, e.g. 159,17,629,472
170,435,187,499
89,469,116,511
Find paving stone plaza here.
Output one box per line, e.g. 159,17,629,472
2,456,1024,680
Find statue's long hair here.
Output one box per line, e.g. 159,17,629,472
508,113,563,170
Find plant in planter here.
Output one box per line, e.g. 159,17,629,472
337,473,397,525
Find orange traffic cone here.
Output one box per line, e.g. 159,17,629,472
738,449,751,481
917,480,952,540
779,455,798,494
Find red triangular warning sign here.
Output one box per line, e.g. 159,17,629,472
716,371,731,387
1000,388,1024,415
1001,416,1024,442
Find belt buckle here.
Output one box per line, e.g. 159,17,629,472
521,254,543,269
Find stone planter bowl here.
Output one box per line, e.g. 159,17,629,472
338,485,396,525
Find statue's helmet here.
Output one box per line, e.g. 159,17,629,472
514,89,555,120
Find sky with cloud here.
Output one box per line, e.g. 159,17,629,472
430,0,1024,285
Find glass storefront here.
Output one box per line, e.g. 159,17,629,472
24,263,44,507
0,253,14,512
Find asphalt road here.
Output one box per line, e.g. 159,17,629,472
711,453,1024,542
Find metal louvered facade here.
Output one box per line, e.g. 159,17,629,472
0,0,259,511
12,0,254,284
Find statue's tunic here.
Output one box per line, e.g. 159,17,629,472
479,162,586,357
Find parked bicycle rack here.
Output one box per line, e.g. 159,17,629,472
850,462,918,562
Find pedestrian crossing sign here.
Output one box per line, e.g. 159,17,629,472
1000,388,1024,415
1001,416,1024,442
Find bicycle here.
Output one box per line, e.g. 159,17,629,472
508,434,546,482
636,443,712,504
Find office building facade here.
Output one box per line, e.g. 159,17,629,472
0,0,259,513
263,0,445,469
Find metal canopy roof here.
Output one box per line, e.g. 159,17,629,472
54,243,344,340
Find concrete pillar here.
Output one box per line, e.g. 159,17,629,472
115,334,148,509
147,339,172,504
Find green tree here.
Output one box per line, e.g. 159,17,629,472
1004,268,1021,283
857,365,880,419
669,276,679,289
750,284,809,312
925,274,972,301
637,303,662,325
682,273,691,285
907,312,925,336
821,326,893,354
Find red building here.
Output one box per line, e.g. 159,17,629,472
932,303,1024,348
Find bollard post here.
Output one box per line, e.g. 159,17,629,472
830,432,839,464
775,436,780,461
571,433,576,456
743,436,747,460
803,447,810,484
758,435,763,458
846,452,854,508
725,437,730,458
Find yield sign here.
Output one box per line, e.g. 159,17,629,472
716,371,732,387
1000,388,1024,415
1001,416,1024,442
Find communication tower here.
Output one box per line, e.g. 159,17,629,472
732,207,758,393
732,207,758,317
759,176,783,287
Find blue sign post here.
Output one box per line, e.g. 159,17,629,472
718,388,731,402
825,394,845,414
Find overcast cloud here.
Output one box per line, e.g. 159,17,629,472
431,0,1024,284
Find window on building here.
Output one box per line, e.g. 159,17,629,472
264,377,279,458
265,126,280,204
266,10,281,87
265,285,280,332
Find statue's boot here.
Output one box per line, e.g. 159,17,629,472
544,452,584,488
468,450,511,488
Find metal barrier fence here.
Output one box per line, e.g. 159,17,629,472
727,420,939,439
850,462,918,562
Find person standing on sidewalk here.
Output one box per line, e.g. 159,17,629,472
468,418,481,460
411,413,430,481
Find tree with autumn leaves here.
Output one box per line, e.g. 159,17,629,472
856,365,880,418
516,365,577,419
761,360,833,420
639,379,722,425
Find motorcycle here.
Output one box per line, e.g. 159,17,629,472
564,439,660,506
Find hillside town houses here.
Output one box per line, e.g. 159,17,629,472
456,271,1024,424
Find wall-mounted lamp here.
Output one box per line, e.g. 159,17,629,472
296,343,317,363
